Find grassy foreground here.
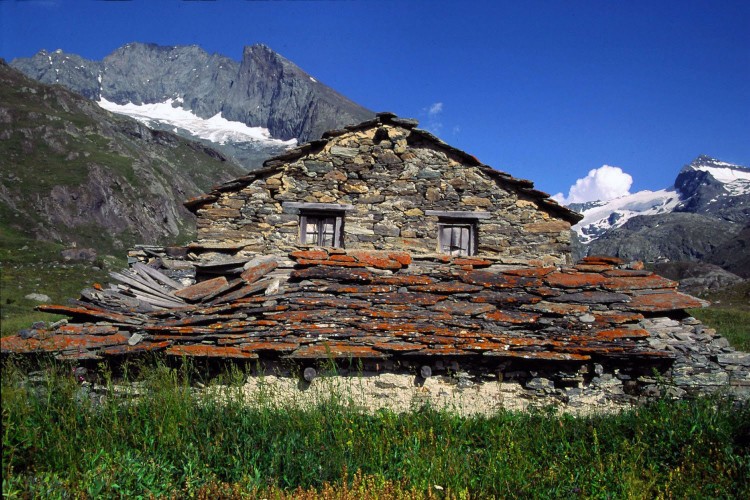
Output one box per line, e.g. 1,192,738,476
2,361,749,499
690,280,750,352
0,226,121,337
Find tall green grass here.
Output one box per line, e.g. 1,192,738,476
690,308,750,352
690,280,750,352
3,360,749,498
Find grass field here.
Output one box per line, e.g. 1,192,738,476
2,361,749,498
689,280,750,352
0,225,121,337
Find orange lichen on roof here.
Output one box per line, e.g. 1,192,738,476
167,344,259,359
544,271,608,289
622,291,708,311
2,250,708,365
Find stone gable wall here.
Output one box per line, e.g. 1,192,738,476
194,124,572,265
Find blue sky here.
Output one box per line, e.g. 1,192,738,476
2,0,748,201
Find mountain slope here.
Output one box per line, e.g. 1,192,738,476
11,43,375,168
705,223,750,278
585,212,740,262
0,60,245,253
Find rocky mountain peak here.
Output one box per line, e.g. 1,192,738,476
677,155,749,178
11,42,374,152
100,42,235,108
11,48,102,100
685,154,730,168
674,156,750,218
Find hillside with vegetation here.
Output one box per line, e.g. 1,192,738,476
0,60,244,254
0,60,245,334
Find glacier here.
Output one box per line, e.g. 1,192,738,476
98,98,297,148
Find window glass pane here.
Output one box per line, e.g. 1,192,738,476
320,217,335,247
456,226,470,256
439,226,451,253
305,216,320,244
450,226,468,256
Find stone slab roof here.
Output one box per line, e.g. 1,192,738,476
184,112,582,224
1,252,711,365
5,250,748,404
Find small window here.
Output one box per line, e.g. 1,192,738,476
282,202,353,249
438,221,476,256
426,210,490,257
300,212,344,248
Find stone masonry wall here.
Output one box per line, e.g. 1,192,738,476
193,122,573,265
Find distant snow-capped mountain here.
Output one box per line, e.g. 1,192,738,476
570,155,750,245
11,43,374,169
569,156,750,284
570,188,680,244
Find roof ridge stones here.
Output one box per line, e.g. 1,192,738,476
183,112,581,224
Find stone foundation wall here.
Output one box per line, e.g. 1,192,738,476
230,309,749,414
208,342,750,414
194,122,573,265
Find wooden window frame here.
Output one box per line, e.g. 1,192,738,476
282,202,353,249
437,219,477,256
299,210,345,248
426,211,489,257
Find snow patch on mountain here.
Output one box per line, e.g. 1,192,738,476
689,163,750,196
98,98,297,147
572,189,681,244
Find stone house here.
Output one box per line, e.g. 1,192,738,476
185,112,581,265
4,113,748,411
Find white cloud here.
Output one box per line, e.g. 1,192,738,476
552,165,633,205
427,102,443,116
421,102,444,135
